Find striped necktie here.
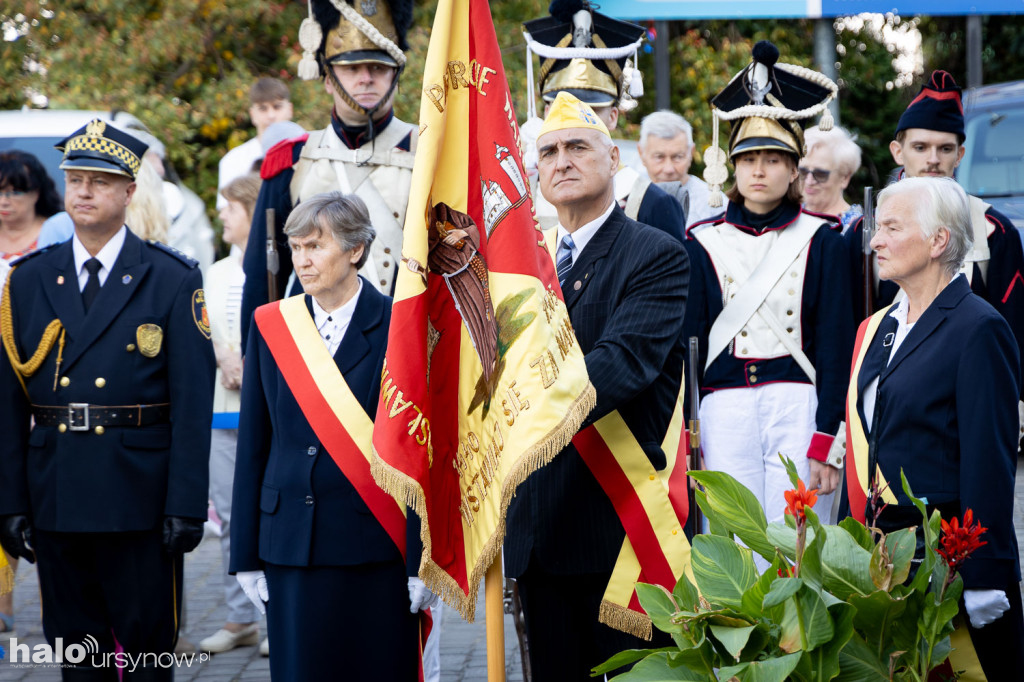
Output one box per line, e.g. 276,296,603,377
556,234,575,287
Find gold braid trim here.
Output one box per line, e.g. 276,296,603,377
599,598,653,640
1,267,66,395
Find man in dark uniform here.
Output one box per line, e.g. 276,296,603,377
522,0,686,242
241,0,416,345
0,119,214,681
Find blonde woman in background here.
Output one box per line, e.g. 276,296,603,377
199,173,266,655
125,157,170,244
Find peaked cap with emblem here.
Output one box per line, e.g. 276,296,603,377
523,0,646,111
895,70,965,142
296,0,412,80
701,40,838,208
56,118,149,180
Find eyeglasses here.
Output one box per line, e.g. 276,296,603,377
0,190,28,199
797,167,831,183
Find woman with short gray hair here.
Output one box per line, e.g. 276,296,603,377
283,190,376,270
231,189,428,680
846,175,1024,677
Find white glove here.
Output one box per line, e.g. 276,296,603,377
964,589,1010,629
237,570,269,615
408,576,440,613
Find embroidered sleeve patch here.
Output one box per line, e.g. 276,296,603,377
192,289,212,339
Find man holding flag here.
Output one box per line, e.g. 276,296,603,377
503,93,690,679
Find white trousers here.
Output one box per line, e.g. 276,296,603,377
700,383,837,552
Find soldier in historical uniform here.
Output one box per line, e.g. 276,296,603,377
521,0,685,242
683,42,853,534
240,0,416,345
0,119,214,681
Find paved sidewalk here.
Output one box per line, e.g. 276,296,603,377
4,462,1024,681
0,527,524,681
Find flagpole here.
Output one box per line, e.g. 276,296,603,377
485,556,506,681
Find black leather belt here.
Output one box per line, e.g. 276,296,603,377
32,403,171,430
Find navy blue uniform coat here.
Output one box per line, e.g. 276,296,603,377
230,283,404,570
0,231,214,530
854,275,1020,590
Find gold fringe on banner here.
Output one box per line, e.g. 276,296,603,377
371,382,597,622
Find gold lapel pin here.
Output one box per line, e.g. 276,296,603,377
56,275,65,285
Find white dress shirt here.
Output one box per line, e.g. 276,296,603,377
73,226,127,291
555,199,615,265
311,279,362,357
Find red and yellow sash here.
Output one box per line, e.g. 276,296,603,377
255,295,407,558
845,307,898,522
575,406,693,639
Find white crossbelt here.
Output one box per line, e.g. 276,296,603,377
696,214,821,383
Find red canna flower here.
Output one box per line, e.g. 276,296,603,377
937,508,988,573
784,480,818,521
777,565,794,578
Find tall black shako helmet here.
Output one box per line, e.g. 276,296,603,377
297,0,412,121
522,0,646,117
703,40,838,208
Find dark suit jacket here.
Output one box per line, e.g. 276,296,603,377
854,275,1021,589
636,182,686,243
231,281,411,570
0,231,214,531
505,206,689,577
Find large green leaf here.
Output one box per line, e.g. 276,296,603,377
673,572,701,613
709,623,756,661
762,577,803,609
779,584,834,653
818,526,875,600
847,590,912,662
718,652,803,682
695,488,732,539
607,651,709,681
741,558,783,619
790,602,856,682
838,517,875,552
691,535,758,610
883,528,917,587
592,648,680,675
690,470,775,560
636,583,686,634
834,632,890,681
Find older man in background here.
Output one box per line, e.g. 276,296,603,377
638,110,720,227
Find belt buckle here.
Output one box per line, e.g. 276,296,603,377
67,403,90,432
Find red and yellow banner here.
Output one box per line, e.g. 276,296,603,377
370,0,594,619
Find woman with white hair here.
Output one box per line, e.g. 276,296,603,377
799,125,862,232
846,176,1023,679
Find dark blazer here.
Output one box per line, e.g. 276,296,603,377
505,206,689,577
230,281,406,570
854,275,1021,589
636,182,686,243
0,231,214,531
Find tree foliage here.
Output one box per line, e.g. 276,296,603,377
1,2,1003,234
